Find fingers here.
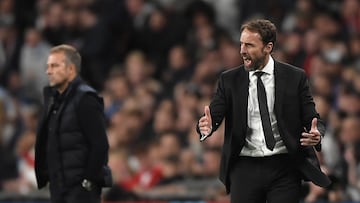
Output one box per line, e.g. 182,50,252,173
310,117,318,133
300,132,321,146
204,106,211,122
199,106,212,136
199,126,212,135
301,118,321,146
199,116,211,133
198,116,210,127
200,105,212,128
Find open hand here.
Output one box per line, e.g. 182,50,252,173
300,118,321,146
199,106,212,137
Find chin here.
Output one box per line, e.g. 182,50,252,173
48,82,57,87
244,66,256,72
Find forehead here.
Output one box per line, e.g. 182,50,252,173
47,52,66,63
240,28,263,43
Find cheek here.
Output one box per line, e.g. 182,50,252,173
253,49,266,58
249,48,260,55
247,50,258,58
262,47,270,55
54,71,66,79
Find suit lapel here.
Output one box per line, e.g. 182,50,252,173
274,61,286,118
236,67,249,134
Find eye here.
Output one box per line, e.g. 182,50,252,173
240,42,254,49
247,43,255,48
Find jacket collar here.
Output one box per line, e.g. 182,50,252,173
43,76,82,98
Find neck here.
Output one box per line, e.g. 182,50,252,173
259,55,270,71
57,74,77,94
57,83,69,94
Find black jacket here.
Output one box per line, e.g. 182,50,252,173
35,76,111,189
197,61,331,193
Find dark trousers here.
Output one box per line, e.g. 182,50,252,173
230,154,301,203
49,179,101,203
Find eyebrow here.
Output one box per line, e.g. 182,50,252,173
240,41,255,46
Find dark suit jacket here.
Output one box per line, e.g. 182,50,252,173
198,61,331,193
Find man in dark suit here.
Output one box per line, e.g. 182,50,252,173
197,19,330,203
35,44,112,203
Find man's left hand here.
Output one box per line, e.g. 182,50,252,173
300,118,321,146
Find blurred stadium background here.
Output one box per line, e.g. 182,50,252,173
0,0,360,202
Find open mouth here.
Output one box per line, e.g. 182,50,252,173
243,57,252,66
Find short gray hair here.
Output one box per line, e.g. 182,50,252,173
50,44,81,73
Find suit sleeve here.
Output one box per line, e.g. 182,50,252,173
77,93,109,181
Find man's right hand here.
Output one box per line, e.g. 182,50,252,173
199,106,212,138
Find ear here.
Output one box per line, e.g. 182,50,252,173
264,42,273,53
68,63,77,74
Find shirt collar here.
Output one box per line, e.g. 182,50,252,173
250,56,274,76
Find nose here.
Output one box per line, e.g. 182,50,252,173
239,44,246,55
46,67,51,75
240,44,247,55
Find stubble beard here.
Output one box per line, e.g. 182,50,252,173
243,54,266,72
48,78,67,92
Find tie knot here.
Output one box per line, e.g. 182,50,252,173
254,71,265,78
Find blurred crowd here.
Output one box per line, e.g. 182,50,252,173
0,0,360,202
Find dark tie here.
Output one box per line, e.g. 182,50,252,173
255,72,276,150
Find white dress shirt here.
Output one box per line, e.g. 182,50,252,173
240,56,288,157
